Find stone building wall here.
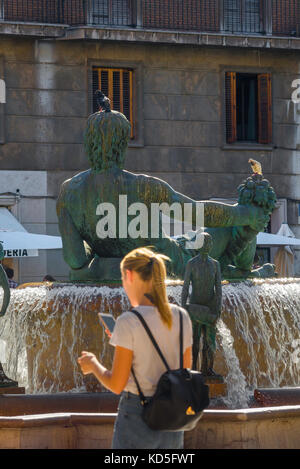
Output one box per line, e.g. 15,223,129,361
0,36,299,281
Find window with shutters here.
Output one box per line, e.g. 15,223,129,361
92,67,134,139
225,72,272,145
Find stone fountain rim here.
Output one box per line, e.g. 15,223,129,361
16,280,186,290
16,278,300,291
1,405,300,428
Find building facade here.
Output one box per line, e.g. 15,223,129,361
0,0,300,282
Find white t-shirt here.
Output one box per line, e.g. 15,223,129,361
109,304,193,397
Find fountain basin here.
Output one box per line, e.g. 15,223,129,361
1,405,300,449
185,405,300,449
0,412,115,449
0,392,119,416
2,279,300,407
254,387,300,407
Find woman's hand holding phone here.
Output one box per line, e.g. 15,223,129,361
98,313,115,338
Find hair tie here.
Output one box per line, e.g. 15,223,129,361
148,257,155,267
144,292,154,304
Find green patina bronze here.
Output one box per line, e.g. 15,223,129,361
0,243,18,388
0,244,10,318
56,93,273,282
181,232,222,376
206,170,277,280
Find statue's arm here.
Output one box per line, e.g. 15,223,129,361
58,208,89,270
181,261,192,308
56,183,89,270
149,177,268,230
203,202,267,231
0,264,10,317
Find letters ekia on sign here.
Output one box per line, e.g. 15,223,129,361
4,249,30,258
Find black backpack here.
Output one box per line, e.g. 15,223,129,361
130,308,210,432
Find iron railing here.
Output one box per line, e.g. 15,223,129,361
143,0,220,33
222,0,266,34
0,0,135,26
0,0,81,25
143,0,300,37
87,0,134,26
0,0,299,37
272,0,300,36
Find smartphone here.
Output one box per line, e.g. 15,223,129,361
98,313,116,335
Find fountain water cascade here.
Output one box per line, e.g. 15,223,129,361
1,278,300,409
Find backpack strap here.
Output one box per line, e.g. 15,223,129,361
131,308,171,371
130,367,148,406
179,307,183,369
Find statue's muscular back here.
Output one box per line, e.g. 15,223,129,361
57,166,173,258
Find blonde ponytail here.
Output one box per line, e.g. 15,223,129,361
121,247,173,329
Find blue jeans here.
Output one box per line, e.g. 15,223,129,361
112,391,184,449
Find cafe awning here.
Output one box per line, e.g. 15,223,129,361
0,207,62,257
257,230,300,247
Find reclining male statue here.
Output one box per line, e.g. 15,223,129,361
56,92,270,281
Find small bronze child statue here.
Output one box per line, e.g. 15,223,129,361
181,232,222,376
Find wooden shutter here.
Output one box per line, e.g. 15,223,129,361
93,67,134,138
225,72,237,144
258,73,272,144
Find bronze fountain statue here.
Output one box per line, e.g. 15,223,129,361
56,92,272,282
0,91,285,398
55,91,278,386
181,232,222,375
206,159,277,280
180,159,277,378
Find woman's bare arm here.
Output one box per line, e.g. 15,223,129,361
183,346,192,369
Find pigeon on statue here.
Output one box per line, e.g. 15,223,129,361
95,90,111,113
249,159,263,176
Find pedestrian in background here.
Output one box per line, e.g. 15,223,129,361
4,267,18,289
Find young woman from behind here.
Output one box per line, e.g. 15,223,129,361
77,247,193,449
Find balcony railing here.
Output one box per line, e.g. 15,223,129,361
0,0,299,37
272,0,300,36
0,0,135,26
143,0,300,36
222,0,266,34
